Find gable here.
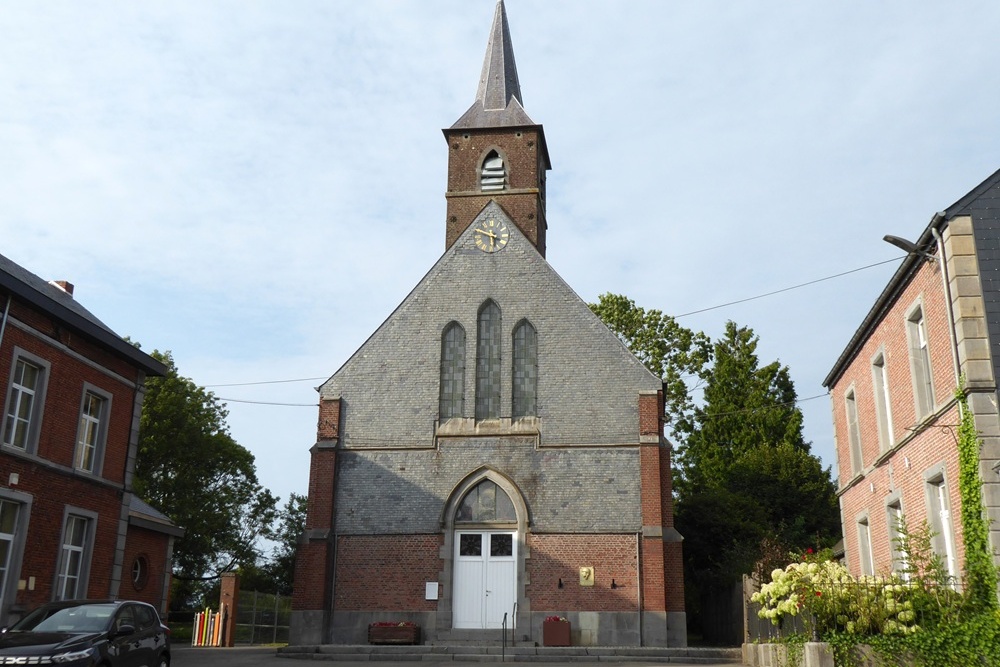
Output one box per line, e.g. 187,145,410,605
321,202,660,448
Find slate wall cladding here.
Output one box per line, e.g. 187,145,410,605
322,202,660,451
334,440,640,534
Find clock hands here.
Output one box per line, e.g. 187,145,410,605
475,228,497,239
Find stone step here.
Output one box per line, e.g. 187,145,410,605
279,644,745,664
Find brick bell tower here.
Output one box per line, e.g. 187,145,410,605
444,0,552,256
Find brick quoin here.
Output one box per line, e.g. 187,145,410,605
526,534,638,612
291,543,329,611
317,398,340,441
334,535,441,611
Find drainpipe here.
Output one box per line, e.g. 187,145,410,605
636,532,642,646
0,295,10,352
930,219,961,384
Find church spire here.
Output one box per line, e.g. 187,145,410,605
444,0,550,257
452,0,535,129
477,0,521,111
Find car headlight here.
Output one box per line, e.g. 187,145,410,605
50,648,95,663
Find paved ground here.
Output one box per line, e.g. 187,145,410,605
171,646,746,667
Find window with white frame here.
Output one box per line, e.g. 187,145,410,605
926,474,957,582
872,353,894,452
907,306,935,418
886,499,909,580
857,516,875,576
439,322,466,420
55,514,92,600
75,390,108,474
475,300,502,420
845,389,863,475
3,353,49,451
0,500,21,606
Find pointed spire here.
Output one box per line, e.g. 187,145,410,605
451,0,536,129
477,0,521,111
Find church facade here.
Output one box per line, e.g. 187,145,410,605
290,1,685,647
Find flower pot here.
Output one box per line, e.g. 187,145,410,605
367,624,421,645
542,620,571,646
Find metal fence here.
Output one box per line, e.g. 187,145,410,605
234,590,291,645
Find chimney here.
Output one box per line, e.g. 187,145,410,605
49,280,74,297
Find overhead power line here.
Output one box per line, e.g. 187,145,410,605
204,255,903,402
675,256,902,318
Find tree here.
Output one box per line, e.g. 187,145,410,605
589,293,712,439
676,322,839,601
590,302,841,640
677,321,808,493
240,492,308,595
133,350,278,604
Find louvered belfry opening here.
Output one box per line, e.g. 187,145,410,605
480,150,506,191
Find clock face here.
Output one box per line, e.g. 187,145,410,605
473,218,510,253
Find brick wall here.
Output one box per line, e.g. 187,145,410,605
830,250,966,578
333,535,441,611
526,534,638,612
122,524,173,611
444,128,547,254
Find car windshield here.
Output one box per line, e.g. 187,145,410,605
11,604,115,634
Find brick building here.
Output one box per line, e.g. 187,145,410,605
0,251,182,623
824,168,1000,590
290,1,685,647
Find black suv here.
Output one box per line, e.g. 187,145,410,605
0,599,170,666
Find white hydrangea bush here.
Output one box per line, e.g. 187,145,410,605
752,560,920,637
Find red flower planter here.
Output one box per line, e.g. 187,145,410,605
367,624,421,645
542,619,571,646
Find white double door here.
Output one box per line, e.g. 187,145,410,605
453,531,516,629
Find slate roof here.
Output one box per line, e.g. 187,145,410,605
0,251,166,376
451,0,537,129
129,495,185,537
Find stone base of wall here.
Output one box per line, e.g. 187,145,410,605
743,642,834,667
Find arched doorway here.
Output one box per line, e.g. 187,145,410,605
443,471,527,630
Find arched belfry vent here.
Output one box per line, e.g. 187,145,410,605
456,479,516,523
481,151,506,191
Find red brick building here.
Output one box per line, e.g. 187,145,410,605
0,251,182,623
290,1,685,648
824,169,1000,589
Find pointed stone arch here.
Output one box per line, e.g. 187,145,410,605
437,467,530,634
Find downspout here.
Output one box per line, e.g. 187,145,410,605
636,531,643,646
0,295,11,352
930,219,961,384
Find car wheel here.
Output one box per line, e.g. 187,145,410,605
156,655,169,667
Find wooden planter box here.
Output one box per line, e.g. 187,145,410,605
368,624,421,645
542,620,571,646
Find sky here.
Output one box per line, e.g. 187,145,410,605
4,1,1000,510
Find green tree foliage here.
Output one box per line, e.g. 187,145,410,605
589,293,712,439
678,322,806,491
677,322,839,591
590,299,841,627
243,492,307,595
133,350,279,597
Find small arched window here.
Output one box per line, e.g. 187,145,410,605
439,322,466,420
131,555,148,590
456,479,516,523
512,320,537,418
481,150,506,191
476,301,502,420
